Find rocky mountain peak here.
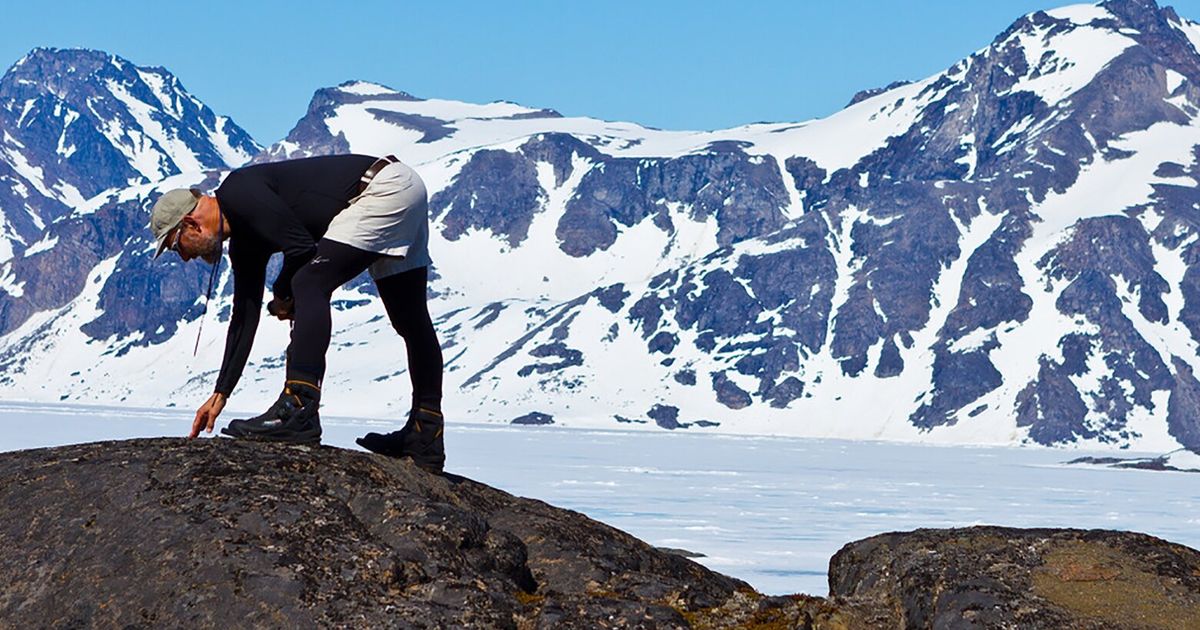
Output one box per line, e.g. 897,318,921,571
252,80,421,163
0,46,258,261
1100,0,1176,29
999,0,1197,55
1,48,224,140
328,79,419,102
3,47,131,96
0,46,259,178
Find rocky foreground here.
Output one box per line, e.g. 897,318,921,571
1,439,1198,628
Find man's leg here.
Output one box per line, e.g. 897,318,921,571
356,265,446,471
376,265,443,412
287,239,380,384
223,239,378,443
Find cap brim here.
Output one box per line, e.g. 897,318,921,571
152,220,184,259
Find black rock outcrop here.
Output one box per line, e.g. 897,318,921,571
0,439,820,628
3,439,1199,628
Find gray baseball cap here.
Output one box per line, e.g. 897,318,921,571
149,188,200,259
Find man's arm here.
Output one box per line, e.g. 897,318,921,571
213,244,268,396
191,243,268,438
219,170,316,300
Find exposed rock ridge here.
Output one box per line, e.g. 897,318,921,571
3,439,1199,628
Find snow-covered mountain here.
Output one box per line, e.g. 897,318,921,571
0,48,260,349
0,48,258,263
2,0,1199,453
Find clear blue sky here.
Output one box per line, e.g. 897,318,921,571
5,1,1200,144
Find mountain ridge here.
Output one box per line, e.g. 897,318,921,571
1,0,1199,453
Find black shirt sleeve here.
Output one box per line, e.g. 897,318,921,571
217,169,317,300
213,240,269,396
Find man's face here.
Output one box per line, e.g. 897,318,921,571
172,215,221,265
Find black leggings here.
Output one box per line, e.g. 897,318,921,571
288,239,443,411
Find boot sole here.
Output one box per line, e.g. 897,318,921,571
355,437,405,458
356,444,444,473
220,426,321,446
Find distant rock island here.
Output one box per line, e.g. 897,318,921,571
1068,448,1200,473
1,439,1197,628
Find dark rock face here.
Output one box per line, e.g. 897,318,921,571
623,213,835,410
711,372,753,410
427,133,600,250
0,438,752,628
911,341,1003,429
557,145,790,257
829,526,1200,630
593,283,630,313
432,149,545,248
4,440,1198,628
498,108,563,120
428,134,791,259
80,198,225,349
647,404,682,429
0,173,227,350
1167,357,1200,448
0,193,202,343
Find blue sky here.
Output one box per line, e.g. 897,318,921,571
4,1,1200,144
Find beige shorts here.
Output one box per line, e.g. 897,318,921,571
323,159,432,279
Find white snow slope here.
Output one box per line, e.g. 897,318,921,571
2,3,1200,454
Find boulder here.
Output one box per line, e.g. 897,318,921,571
0,438,828,628
830,526,1200,629
2,438,1197,628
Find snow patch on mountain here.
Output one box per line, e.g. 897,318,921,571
104,79,204,177
209,118,254,167
23,234,56,255
755,77,950,174
1172,13,1200,54
0,263,24,298
1045,4,1118,25
1006,23,1136,106
1034,120,1200,247
336,81,396,96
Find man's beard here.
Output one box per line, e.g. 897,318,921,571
196,232,221,265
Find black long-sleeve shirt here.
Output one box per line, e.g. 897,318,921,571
212,154,377,396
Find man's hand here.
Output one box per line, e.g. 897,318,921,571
267,296,294,321
191,392,228,438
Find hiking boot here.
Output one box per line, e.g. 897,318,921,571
355,427,405,458
356,406,444,472
221,380,322,445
